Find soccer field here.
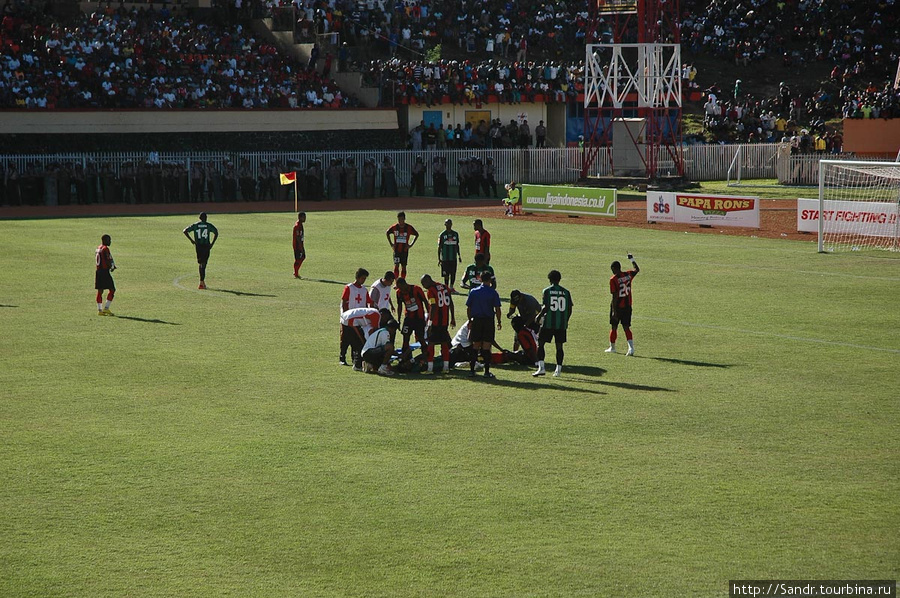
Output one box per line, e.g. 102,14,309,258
1,210,898,597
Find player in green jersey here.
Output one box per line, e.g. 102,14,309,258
183,212,218,289
533,269,573,378
461,253,495,290
437,218,462,292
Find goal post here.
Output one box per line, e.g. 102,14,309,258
817,160,900,253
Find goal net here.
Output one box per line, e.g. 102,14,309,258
818,160,900,252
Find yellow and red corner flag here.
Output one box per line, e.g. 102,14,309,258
280,171,297,185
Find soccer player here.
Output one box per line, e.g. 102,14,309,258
386,211,419,279
395,277,429,355
437,219,462,292
473,219,491,264
534,269,573,377
183,212,218,290
607,254,640,356
465,274,502,379
420,274,456,374
368,271,396,314
507,289,542,332
292,212,306,278
340,268,373,365
506,315,539,365
95,234,116,316
340,307,382,371
461,253,495,290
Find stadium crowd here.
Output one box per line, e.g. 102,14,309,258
0,0,896,148
0,3,357,109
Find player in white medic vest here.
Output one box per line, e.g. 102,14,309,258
369,271,396,314
340,307,384,371
340,268,373,365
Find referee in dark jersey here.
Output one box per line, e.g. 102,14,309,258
465,274,502,379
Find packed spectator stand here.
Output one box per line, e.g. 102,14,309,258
0,2,357,109
0,0,897,145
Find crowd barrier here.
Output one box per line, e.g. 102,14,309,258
0,144,796,206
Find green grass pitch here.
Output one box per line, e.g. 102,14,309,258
1,210,898,597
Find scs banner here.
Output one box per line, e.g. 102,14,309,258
647,192,760,228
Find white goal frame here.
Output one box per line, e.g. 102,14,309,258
817,159,900,253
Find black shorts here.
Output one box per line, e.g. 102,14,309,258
538,327,567,344
95,269,115,291
610,304,633,329
195,244,212,264
393,250,409,267
294,248,306,260
362,347,388,366
428,324,451,345
469,317,495,344
441,260,457,277
402,317,426,340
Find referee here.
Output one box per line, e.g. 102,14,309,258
465,274,502,379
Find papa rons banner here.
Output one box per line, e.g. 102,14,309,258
648,192,760,228
521,184,617,217
797,198,900,236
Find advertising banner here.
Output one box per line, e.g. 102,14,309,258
521,184,617,217
647,192,760,228
797,198,900,236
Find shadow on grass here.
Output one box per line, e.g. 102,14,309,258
113,315,180,325
638,356,732,368
464,374,608,395
298,276,347,286
211,288,277,298
596,380,674,392
0,304,18,308
561,365,608,377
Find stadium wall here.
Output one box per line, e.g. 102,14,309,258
404,103,555,145
0,110,403,153
842,119,900,156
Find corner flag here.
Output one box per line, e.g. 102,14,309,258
280,171,297,185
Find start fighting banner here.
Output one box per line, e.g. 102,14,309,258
647,192,760,228
797,198,900,236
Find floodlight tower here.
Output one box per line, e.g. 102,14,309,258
581,0,684,180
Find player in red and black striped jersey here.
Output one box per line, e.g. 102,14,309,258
292,212,306,278
95,234,116,315
386,211,419,279
607,254,640,356
395,277,429,356
420,274,456,374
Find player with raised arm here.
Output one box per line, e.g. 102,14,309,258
340,268,373,365
437,219,462,292
607,254,640,356
395,277,429,357
292,212,306,278
534,270,573,377
386,211,419,279
183,212,218,289
420,274,456,374
368,271,396,315
95,234,117,315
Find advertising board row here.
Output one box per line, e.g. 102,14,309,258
647,192,760,228
797,198,900,237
